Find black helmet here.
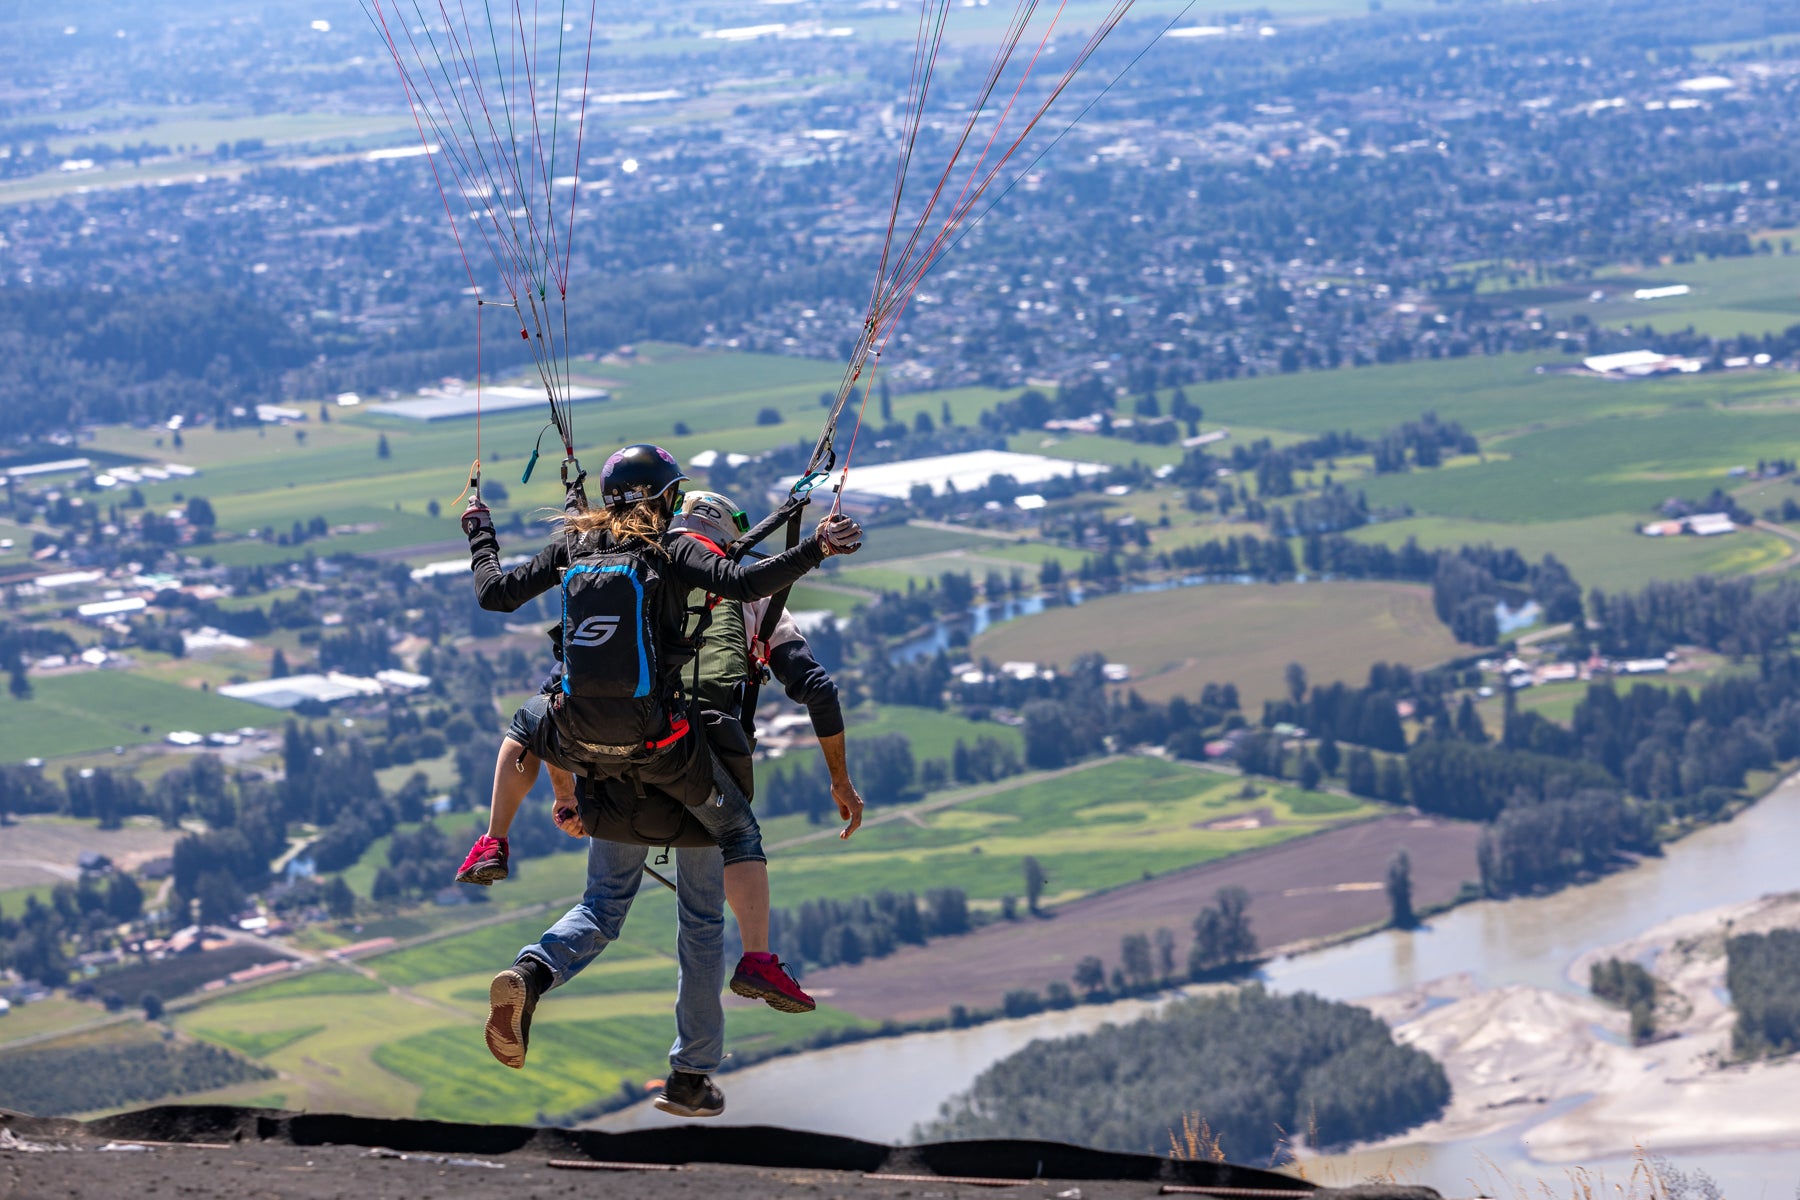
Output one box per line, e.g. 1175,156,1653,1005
598,443,687,510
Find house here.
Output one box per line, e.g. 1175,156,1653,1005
1686,513,1736,537
76,851,113,874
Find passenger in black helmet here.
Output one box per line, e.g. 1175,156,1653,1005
455,443,863,1052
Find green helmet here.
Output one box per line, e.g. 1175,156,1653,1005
670,489,750,551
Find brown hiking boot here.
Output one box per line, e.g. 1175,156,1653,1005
484,964,541,1069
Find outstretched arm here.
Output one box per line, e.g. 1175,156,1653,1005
666,513,863,602
465,509,568,612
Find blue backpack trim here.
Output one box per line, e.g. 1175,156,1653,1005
561,562,651,698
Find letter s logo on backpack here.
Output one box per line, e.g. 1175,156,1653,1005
569,615,621,647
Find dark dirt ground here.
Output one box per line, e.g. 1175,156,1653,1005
0,1140,1162,1200
804,815,1482,1021
0,1108,1437,1200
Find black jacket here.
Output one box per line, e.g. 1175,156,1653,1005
467,523,827,678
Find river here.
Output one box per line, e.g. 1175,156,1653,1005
597,778,1800,1194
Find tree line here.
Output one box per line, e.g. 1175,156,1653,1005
748,887,973,973
917,986,1449,1162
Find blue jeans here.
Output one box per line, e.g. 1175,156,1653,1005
690,758,765,867
517,838,726,1075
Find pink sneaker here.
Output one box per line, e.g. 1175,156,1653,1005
729,953,815,1013
455,834,509,885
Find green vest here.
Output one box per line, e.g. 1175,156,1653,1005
692,590,748,713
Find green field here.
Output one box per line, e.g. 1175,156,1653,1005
1147,351,1800,440
846,522,999,563
770,757,1375,906
845,703,1025,763
77,345,996,567
156,875,877,1123
1,671,269,761
0,519,30,566
1347,513,1790,593
1359,406,1800,524
366,910,655,988
971,580,1466,709
0,883,60,917
1543,254,1800,339
225,968,386,1002
1475,680,1589,730
0,995,110,1049
30,108,418,157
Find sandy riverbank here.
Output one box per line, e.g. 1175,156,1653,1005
1354,891,1800,1166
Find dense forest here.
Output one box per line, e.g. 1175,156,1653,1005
917,987,1449,1162
1726,929,1800,1060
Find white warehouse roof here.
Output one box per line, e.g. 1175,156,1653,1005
837,450,1107,502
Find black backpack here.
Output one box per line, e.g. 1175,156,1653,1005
556,547,668,752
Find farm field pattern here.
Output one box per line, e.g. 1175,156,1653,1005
12,332,1800,1126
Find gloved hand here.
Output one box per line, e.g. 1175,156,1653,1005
563,470,588,515
461,498,494,539
815,512,864,557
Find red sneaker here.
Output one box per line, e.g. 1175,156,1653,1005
729,953,815,1013
455,834,509,885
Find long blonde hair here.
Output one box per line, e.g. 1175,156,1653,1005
555,496,672,553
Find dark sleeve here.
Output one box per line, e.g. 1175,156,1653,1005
665,534,825,603
769,638,844,739
468,527,567,612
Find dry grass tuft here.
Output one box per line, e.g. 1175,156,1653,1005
1168,1113,1227,1164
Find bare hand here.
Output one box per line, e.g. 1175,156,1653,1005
552,803,585,839
832,777,864,840
816,513,864,557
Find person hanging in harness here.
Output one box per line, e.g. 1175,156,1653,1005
454,443,863,1020
646,488,862,841
477,488,864,1118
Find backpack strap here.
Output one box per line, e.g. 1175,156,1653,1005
676,531,729,613
737,507,804,741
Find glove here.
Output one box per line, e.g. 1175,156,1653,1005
461,499,494,539
563,470,588,515
815,513,864,557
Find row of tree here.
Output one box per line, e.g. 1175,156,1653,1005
1066,886,1261,1002
758,887,972,972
